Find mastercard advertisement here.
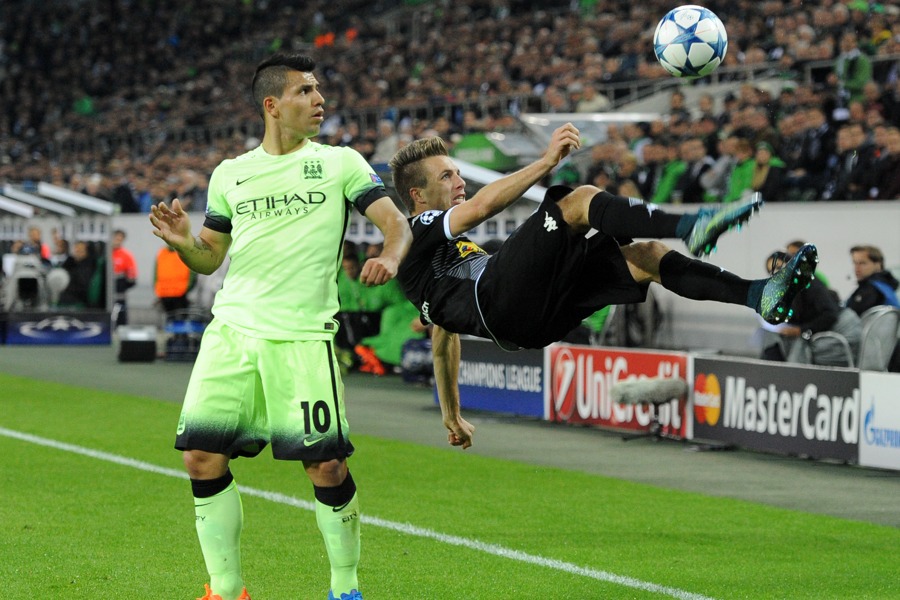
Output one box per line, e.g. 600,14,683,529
545,345,690,436
692,356,859,462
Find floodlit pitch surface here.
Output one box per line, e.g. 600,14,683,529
2,372,898,599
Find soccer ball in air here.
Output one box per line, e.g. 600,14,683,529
653,5,727,79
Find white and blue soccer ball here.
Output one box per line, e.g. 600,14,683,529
653,5,728,79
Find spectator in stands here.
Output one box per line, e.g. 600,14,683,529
111,229,138,327
723,137,756,203
572,82,611,113
59,241,99,308
847,243,900,372
831,30,874,106
846,245,900,315
650,138,687,204
675,137,715,204
369,119,401,164
153,245,196,317
822,122,869,200
612,152,642,199
634,138,666,200
668,90,692,122
747,108,782,154
17,226,51,264
700,135,737,203
787,108,834,199
49,237,70,269
751,142,787,203
871,126,900,199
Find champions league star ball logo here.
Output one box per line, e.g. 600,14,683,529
18,316,104,341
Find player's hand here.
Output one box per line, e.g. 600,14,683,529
446,416,475,450
360,255,399,286
544,122,581,166
149,199,193,252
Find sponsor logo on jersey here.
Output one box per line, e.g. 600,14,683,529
542,211,558,232
235,192,326,217
302,159,324,179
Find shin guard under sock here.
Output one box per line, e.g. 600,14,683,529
192,472,244,600
315,472,360,595
588,190,690,239
658,251,753,305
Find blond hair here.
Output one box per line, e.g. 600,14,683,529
388,137,449,213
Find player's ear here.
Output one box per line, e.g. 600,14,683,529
263,96,279,119
409,187,425,206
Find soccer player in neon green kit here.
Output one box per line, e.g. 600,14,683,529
150,53,411,600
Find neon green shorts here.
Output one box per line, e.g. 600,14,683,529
175,319,354,461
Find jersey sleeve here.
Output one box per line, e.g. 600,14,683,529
203,165,233,233
341,147,388,215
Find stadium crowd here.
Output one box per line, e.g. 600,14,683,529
1,0,899,211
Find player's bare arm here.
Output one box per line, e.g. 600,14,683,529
359,195,412,286
431,325,475,449
447,123,580,237
149,198,231,275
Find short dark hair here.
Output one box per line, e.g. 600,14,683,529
388,137,449,213
251,53,316,119
851,245,885,267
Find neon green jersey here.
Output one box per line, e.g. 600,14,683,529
204,142,387,340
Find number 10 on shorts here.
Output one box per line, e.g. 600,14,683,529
301,400,332,435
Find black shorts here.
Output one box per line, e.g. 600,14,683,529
477,188,647,349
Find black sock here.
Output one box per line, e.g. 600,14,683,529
587,191,692,239
314,471,357,508
659,251,758,307
190,469,234,498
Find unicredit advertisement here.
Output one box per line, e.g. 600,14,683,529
544,344,689,437
693,357,859,462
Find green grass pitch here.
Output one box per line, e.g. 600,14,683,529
1,372,898,599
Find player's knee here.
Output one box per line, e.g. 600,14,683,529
637,240,672,259
304,457,348,486
558,185,601,230
183,449,229,479
622,241,672,281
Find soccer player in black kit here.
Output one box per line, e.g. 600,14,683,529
389,123,817,449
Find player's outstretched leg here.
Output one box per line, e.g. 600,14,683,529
683,192,764,257
583,188,760,254
756,243,818,324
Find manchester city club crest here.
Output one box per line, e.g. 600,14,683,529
302,159,324,179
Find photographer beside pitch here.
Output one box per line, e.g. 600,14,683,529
150,53,410,600
388,123,817,450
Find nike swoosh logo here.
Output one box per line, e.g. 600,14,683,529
195,502,212,507
235,176,256,186
303,436,324,447
332,500,352,512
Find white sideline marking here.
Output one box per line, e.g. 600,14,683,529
1,426,717,600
